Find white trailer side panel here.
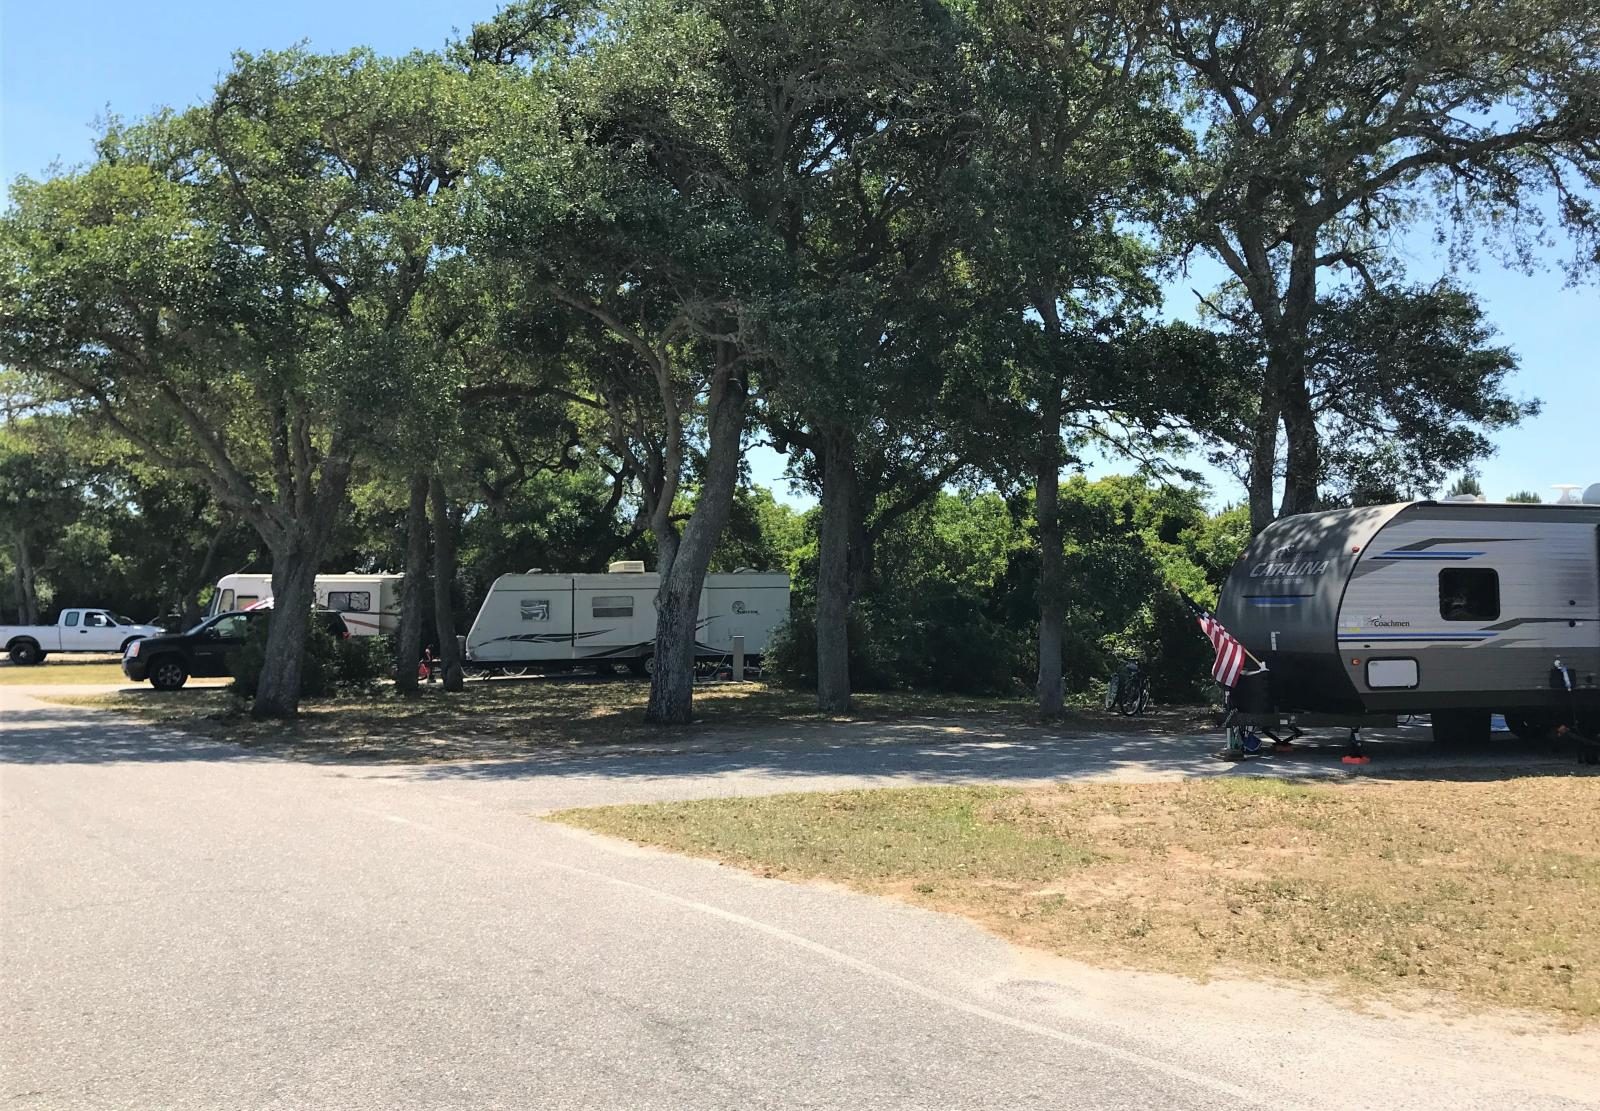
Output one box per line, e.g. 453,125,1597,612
1338,516,1600,697
465,575,577,662
702,574,789,654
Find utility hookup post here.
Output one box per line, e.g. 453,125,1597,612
732,635,745,682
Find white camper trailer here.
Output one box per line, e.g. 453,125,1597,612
208,572,403,637
465,562,790,674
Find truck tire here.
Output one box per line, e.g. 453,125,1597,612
1432,708,1490,746
8,640,42,666
149,657,189,691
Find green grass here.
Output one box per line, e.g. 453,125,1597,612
43,677,1214,762
556,775,1600,1021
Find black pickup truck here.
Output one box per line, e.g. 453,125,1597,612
121,609,350,690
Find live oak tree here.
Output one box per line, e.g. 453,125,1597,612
964,0,1216,714
1198,282,1530,508
476,0,805,723
0,47,482,715
698,0,985,713
1159,0,1600,532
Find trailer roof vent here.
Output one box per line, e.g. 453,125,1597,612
608,560,647,574
1583,483,1600,505
1554,484,1583,504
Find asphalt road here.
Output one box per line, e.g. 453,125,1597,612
3,689,1597,1110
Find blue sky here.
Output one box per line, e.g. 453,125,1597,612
5,0,1595,508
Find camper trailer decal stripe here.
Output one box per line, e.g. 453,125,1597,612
1337,632,1494,641
1246,596,1310,606
1373,550,1485,560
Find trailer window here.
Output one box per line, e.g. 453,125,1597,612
219,590,235,612
1438,569,1499,621
328,591,371,613
520,599,550,622
593,595,634,619
236,595,259,611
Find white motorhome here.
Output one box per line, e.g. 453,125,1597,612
208,572,403,637
466,562,789,674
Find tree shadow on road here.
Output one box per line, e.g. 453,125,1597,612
0,704,264,765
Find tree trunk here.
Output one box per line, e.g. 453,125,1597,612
429,475,464,692
1278,369,1320,518
252,545,318,719
395,471,430,695
1245,398,1281,536
12,534,39,625
815,425,857,714
1034,390,1065,716
645,364,747,725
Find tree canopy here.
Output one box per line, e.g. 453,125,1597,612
2,0,1589,717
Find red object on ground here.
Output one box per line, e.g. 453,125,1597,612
1341,754,1371,765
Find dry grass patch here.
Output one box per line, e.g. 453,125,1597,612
0,657,134,685
556,774,1600,1020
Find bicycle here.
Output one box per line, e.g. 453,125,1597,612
1105,658,1151,716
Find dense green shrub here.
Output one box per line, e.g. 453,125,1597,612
227,614,342,701
336,633,390,690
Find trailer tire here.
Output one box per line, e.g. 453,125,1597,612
149,657,189,691
1502,710,1554,741
627,655,653,678
1432,708,1490,746
8,640,43,666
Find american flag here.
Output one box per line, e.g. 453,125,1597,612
1181,594,1249,690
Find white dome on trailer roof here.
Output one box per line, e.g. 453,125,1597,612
1584,483,1600,505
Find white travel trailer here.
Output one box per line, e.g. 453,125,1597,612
1217,490,1600,747
465,562,790,674
208,572,403,637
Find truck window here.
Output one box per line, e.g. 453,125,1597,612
85,612,111,627
593,595,634,619
1439,568,1499,621
520,599,550,622
63,611,80,627
211,614,250,639
328,591,371,613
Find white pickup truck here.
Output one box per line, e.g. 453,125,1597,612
1,609,167,665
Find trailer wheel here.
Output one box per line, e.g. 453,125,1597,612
1432,708,1490,746
627,655,653,678
8,640,42,666
1502,710,1554,741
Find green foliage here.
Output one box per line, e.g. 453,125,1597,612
336,634,391,691
229,618,340,700
1505,490,1543,504
1447,475,1485,498
768,478,1248,700
229,617,383,699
